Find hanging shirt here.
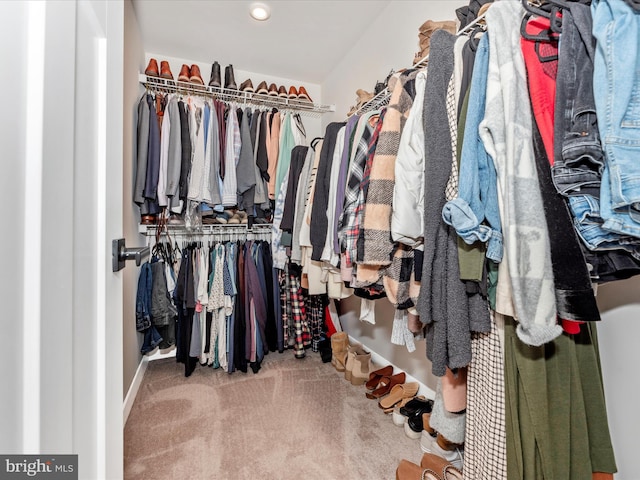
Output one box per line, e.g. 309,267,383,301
222,107,241,206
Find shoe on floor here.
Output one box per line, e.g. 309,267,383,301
395,459,440,480
420,432,464,471
420,452,463,479
392,395,424,426
405,400,435,438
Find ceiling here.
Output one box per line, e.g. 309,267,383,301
132,0,392,85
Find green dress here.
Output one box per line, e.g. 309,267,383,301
504,316,617,479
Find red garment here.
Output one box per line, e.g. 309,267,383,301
521,16,558,165
522,17,584,335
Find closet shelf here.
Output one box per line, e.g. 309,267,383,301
140,74,335,117
139,223,273,236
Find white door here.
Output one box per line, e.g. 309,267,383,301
0,1,124,478
74,1,124,478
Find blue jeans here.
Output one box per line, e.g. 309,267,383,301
553,4,603,198
592,0,640,237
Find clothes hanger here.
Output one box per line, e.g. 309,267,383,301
311,137,323,150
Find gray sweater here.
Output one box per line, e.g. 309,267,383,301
416,29,473,377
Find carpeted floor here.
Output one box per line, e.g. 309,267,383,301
124,351,424,479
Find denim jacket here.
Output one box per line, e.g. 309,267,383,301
135,262,152,332
442,33,503,262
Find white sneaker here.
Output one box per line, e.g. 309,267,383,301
392,407,407,427
420,431,464,471
403,420,422,440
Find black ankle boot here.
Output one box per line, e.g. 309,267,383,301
209,62,222,88
225,64,237,90
208,61,221,88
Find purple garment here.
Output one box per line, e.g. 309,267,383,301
333,114,360,254
244,242,267,363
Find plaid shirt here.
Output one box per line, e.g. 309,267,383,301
355,109,386,264
341,109,386,267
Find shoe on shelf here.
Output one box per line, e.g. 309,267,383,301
209,61,221,87
159,60,173,80
225,64,237,90
140,214,156,225
178,64,191,83
167,214,184,225
240,78,254,92
297,86,313,102
144,58,159,77
420,452,463,480
256,80,269,95
267,83,278,96
189,64,204,84
420,432,464,471
278,85,288,97
288,86,298,99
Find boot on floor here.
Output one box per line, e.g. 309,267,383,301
330,332,349,372
350,349,372,386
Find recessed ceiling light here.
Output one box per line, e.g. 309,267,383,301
250,2,271,21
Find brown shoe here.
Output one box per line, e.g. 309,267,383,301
160,60,173,80
267,83,278,96
240,78,254,92
278,85,287,97
256,80,268,95
140,214,156,225
297,86,312,102
144,58,159,77
288,86,298,99
189,64,204,84
178,64,191,83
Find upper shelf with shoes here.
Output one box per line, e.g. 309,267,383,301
140,59,335,117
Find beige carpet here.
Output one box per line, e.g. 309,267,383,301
124,351,424,479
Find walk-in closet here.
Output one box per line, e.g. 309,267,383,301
2,0,639,479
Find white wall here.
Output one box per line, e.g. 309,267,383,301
321,0,466,393
597,278,640,480
123,0,146,401
322,0,466,127
0,0,29,453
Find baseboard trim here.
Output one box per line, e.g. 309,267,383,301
347,335,436,400
123,356,148,426
123,347,177,426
